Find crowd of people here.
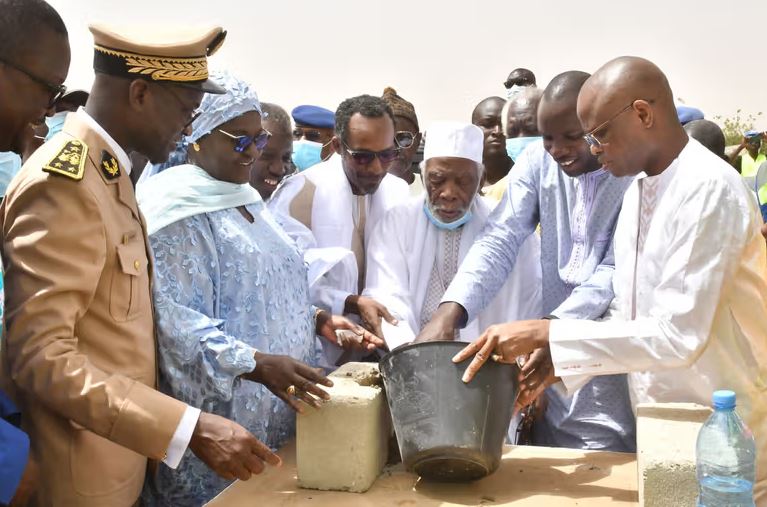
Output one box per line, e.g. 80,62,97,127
0,1,766,506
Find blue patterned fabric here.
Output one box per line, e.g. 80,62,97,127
443,140,637,452
143,200,316,505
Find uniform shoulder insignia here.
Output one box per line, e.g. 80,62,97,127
42,139,88,181
100,150,120,180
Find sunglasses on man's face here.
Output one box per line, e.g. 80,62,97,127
342,141,400,166
293,127,323,143
395,131,418,149
217,128,272,153
0,58,66,108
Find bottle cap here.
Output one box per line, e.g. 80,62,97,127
712,389,736,410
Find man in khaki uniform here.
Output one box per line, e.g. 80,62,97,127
1,24,279,506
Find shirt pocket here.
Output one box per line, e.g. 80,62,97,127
109,236,149,322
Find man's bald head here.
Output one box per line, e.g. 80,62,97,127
684,120,726,160
577,56,687,177
538,71,591,139
579,57,675,122
537,71,601,177
471,96,505,124
504,87,543,138
509,87,543,109
542,71,590,105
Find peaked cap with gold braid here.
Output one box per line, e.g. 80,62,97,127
89,23,227,94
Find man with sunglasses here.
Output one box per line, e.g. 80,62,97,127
454,58,767,500
503,67,536,99
270,94,409,365
381,87,423,196
0,0,68,156
0,1,69,504
418,71,636,453
1,23,283,506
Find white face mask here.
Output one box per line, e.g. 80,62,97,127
506,85,526,100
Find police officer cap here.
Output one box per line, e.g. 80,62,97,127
292,105,335,129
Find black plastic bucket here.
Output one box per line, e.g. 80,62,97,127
379,341,517,482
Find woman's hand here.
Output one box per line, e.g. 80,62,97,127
245,352,333,413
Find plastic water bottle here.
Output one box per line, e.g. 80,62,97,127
696,390,756,507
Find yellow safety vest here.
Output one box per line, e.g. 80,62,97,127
740,151,766,178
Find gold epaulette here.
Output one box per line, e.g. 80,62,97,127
42,139,88,181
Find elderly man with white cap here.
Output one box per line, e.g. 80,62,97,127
363,121,542,349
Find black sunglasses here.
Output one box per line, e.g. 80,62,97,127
395,131,418,149
0,58,66,107
341,141,400,166
218,128,272,153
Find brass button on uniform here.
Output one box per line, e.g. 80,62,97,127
134,260,140,270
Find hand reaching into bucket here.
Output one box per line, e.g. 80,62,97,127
414,302,466,343
452,320,552,383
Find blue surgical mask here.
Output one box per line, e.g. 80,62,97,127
423,201,473,230
45,111,68,141
292,140,323,172
0,152,22,197
505,136,541,162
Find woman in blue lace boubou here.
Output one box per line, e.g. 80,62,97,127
137,70,384,505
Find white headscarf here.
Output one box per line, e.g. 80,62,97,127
136,71,264,234
137,164,261,235
138,69,262,183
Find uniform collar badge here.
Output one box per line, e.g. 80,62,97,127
100,150,121,180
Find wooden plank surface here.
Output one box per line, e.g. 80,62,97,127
208,441,638,506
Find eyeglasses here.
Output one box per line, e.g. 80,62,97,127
0,58,66,108
293,127,324,143
185,110,202,129
583,100,652,149
217,128,272,153
395,131,418,149
157,84,202,129
341,141,400,166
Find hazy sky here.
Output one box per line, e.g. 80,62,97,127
49,0,767,131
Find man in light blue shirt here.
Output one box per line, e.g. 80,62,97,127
417,71,636,452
